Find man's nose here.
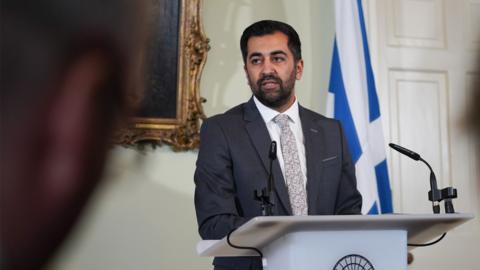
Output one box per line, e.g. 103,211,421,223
261,59,276,75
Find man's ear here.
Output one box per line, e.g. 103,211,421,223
39,50,111,201
295,59,304,80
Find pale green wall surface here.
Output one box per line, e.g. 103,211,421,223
47,1,334,269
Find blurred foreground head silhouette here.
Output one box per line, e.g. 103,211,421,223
465,54,480,160
0,0,145,269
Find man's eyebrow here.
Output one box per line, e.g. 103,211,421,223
270,50,287,56
248,52,263,59
248,50,288,59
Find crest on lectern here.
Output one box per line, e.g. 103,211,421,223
333,254,374,270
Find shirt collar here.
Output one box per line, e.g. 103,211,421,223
253,95,300,124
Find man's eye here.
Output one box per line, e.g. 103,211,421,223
272,57,285,62
251,58,261,65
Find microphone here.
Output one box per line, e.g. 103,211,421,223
389,143,457,214
267,141,277,196
388,143,420,161
254,141,277,216
269,141,277,160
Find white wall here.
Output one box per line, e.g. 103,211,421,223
48,1,335,269
367,0,480,269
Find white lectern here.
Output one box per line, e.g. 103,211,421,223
197,214,473,270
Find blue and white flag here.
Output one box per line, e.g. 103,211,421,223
327,0,393,214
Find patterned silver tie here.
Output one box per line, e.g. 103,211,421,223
274,114,308,215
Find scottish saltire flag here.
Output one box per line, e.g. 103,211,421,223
327,0,393,214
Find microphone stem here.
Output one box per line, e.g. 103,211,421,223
419,157,440,213
268,159,273,193
419,157,438,193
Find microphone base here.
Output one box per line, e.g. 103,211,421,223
428,187,458,214
254,188,274,216
444,199,455,214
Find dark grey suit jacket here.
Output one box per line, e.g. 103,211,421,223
194,98,362,270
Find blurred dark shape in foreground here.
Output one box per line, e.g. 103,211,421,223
0,0,146,269
464,53,480,163
466,58,480,143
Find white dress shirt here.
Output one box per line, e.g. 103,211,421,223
253,96,307,187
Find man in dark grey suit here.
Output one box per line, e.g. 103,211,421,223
194,20,362,270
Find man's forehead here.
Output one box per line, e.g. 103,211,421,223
246,32,290,56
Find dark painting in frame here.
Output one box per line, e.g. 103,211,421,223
115,0,209,151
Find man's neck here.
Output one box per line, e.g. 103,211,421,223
273,94,296,113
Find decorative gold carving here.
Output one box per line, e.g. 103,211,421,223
114,0,209,151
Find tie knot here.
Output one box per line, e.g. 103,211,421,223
274,114,290,128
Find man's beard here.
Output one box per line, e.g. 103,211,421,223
249,68,296,109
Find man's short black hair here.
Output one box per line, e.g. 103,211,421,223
240,20,302,63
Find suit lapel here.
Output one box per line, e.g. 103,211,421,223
300,106,325,214
244,98,292,215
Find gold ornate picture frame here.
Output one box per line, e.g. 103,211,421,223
115,0,209,151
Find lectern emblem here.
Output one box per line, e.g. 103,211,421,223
333,254,374,270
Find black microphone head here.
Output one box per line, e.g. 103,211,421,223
389,143,421,160
269,141,277,160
